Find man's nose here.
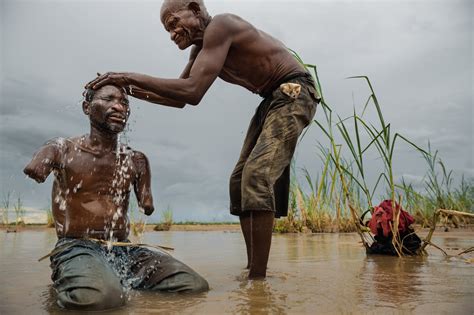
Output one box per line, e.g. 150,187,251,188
170,30,177,41
112,102,127,113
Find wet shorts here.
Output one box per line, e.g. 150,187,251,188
49,238,209,310
229,73,319,218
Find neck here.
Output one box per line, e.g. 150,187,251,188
193,16,212,45
87,125,119,152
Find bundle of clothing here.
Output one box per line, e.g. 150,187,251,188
366,200,421,255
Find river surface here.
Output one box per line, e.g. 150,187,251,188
1,229,473,314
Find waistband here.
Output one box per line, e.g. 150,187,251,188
259,72,314,98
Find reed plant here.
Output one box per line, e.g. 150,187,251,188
2,191,11,226
154,206,173,231
45,207,55,228
13,193,25,227
274,179,303,233
398,147,473,229
129,198,146,237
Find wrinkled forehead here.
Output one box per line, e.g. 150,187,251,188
94,85,127,99
160,2,185,24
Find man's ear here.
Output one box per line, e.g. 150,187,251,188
188,2,201,16
82,101,90,115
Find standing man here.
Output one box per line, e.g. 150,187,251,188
86,0,320,279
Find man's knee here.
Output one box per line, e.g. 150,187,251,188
241,162,272,205
53,252,125,310
187,272,210,293
57,283,125,311
153,272,209,293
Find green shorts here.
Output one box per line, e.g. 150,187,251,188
229,73,319,218
49,238,209,310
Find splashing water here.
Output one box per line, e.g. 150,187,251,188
105,131,136,250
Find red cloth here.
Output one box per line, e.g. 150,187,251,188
368,200,415,237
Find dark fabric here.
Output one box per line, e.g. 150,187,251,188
366,200,420,256
229,74,319,218
367,228,422,256
50,238,209,310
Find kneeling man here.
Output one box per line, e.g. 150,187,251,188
24,85,208,311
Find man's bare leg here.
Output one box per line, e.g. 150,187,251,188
239,213,252,269
248,211,274,279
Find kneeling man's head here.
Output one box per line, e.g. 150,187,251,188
82,85,130,133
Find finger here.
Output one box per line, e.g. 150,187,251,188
87,73,109,89
92,75,113,90
85,77,100,89
85,73,105,88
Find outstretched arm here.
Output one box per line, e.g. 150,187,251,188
23,138,63,183
124,46,202,108
132,151,154,216
87,16,233,106
126,85,186,108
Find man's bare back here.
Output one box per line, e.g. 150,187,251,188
24,85,153,241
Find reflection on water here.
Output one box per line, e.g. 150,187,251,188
358,256,425,312
232,272,288,315
0,230,473,314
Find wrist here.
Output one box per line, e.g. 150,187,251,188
125,73,137,86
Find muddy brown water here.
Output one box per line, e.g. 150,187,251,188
1,229,473,314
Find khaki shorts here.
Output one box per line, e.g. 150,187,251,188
229,74,319,218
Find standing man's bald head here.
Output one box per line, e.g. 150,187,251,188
160,0,210,24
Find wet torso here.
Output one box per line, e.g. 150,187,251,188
213,14,306,96
51,136,138,241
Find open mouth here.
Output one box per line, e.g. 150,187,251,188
108,113,126,124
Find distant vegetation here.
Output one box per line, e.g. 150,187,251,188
153,206,174,231
1,192,26,231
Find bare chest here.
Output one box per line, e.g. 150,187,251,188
57,150,137,196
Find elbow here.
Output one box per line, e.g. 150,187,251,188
23,167,45,183
187,94,202,106
185,85,204,106
188,99,200,106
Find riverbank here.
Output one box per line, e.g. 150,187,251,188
1,223,473,235
0,223,242,232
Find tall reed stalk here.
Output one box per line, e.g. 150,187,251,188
2,191,11,226
14,194,25,228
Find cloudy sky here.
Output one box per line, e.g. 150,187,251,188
1,0,472,222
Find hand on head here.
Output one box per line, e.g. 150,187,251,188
85,72,131,91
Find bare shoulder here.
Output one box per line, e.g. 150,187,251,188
67,135,85,144
35,136,68,159
43,136,68,149
63,135,90,153
24,136,68,182
208,13,252,32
